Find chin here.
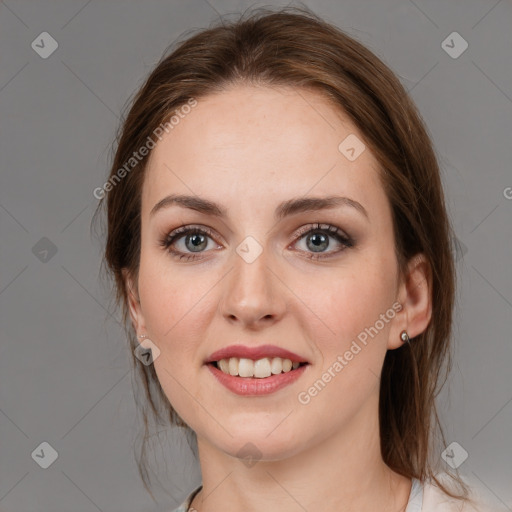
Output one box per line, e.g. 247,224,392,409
202,428,308,463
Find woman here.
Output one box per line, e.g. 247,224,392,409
95,6,501,512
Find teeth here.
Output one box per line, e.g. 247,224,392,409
270,357,282,374
218,359,230,373
216,357,303,378
228,357,239,376
238,358,254,377
254,357,271,378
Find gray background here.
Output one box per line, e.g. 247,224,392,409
1,0,511,511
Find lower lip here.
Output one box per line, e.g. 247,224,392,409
206,363,309,396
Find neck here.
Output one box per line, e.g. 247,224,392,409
189,392,412,512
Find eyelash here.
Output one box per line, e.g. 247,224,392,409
159,223,354,262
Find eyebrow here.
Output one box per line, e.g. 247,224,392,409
150,194,369,221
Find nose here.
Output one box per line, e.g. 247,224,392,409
220,243,287,329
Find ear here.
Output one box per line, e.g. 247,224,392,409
387,253,433,350
122,268,146,336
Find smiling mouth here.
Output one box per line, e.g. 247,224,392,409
209,357,309,379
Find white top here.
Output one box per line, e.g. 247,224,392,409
405,477,424,512
172,476,505,511
408,476,504,512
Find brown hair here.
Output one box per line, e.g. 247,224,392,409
93,5,469,503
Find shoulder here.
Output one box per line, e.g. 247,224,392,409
422,474,508,512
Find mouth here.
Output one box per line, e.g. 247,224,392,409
204,344,310,394
205,358,310,396
208,357,310,379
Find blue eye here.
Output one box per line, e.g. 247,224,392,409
160,223,354,261
292,223,354,260
160,225,218,261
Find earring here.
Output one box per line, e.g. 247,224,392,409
400,330,410,343
138,334,147,340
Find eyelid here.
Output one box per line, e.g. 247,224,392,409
290,222,349,242
162,224,222,245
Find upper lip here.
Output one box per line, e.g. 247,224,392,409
205,344,309,364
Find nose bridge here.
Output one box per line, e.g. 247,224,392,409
222,237,284,325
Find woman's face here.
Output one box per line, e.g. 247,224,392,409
128,84,413,460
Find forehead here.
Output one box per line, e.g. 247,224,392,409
142,84,385,219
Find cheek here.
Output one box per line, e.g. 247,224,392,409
294,267,396,428
136,259,214,424
138,252,206,335
303,258,397,352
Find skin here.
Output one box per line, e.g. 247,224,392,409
125,84,432,512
